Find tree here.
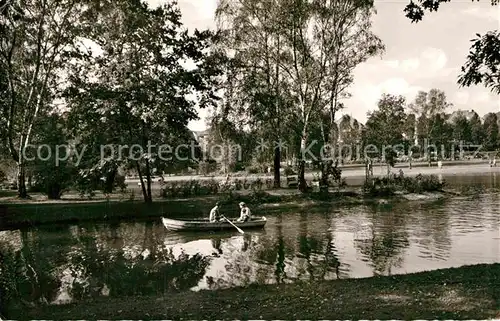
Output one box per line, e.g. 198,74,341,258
404,0,500,94
64,0,222,203
214,0,383,192
404,113,416,144
214,0,295,187
428,113,453,159
483,112,499,151
469,110,485,146
452,112,472,145
280,0,383,192
409,89,452,164
0,0,85,198
458,31,500,94
29,113,77,199
363,94,407,173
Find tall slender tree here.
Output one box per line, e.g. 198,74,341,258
0,0,85,198
408,89,452,165
483,112,499,151
278,0,383,191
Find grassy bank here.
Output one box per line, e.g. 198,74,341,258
12,263,500,319
0,189,377,230
0,175,458,230
0,173,454,229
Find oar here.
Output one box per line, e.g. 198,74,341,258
221,215,244,234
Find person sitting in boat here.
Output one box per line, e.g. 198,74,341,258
236,202,251,222
209,202,222,222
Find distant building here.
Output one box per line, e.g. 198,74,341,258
446,109,478,124
336,115,363,145
192,129,210,155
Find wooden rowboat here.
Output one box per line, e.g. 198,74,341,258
161,216,267,232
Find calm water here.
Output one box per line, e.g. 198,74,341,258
0,173,499,306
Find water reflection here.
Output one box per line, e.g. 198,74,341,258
354,207,410,276
1,181,500,312
0,224,211,316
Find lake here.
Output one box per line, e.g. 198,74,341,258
0,172,499,306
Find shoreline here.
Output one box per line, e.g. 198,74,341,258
0,188,466,231
9,263,500,319
1,163,498,230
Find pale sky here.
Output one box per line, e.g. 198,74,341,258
149,0,500,131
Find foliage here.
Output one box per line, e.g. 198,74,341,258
63,0,223,203
198,161,218,176
403,0,500,93
483,113,499,151
410,89,452,149
247,166,261,174
220,189,282,205
363,94,407,161
458,31,500,94
363,173,445,197
0,0,87,197
362,176,398,197
214,0,384,192
29,114,78,199
402,174,445,194
160,175,287,199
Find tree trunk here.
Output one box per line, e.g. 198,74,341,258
47,183,61,200
273,146,281,188
298,135,308,192
319,120,330,193
144,159,152,203
103,168,117,194
27,173,32,190
136,162,150,203
17,161,28,198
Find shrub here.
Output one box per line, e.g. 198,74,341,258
362,177,396,197
402,174,445,193
283,166,296,176
265,177,273,189
247,166,260,174
160,178,228,198
362,174,445,197
251,178,264,191
233,178,243,190
199,161,217,176
221,190,282,205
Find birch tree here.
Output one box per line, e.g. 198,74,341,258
279,0,383,191
215,0,292,187
0,0,83,198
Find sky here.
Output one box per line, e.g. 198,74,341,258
148,0,500,131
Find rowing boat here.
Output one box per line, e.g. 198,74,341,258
161,216,267,232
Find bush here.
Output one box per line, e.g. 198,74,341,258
247,166,260,174
362,176,397,197
283,166,296,176
198,161,217,176
160,179,222,198
362,173,445,197
220,190,282,204
402,174,445,193
251,178,264,191
160,175,286,199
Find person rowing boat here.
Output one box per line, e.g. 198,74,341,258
209,202,222,222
